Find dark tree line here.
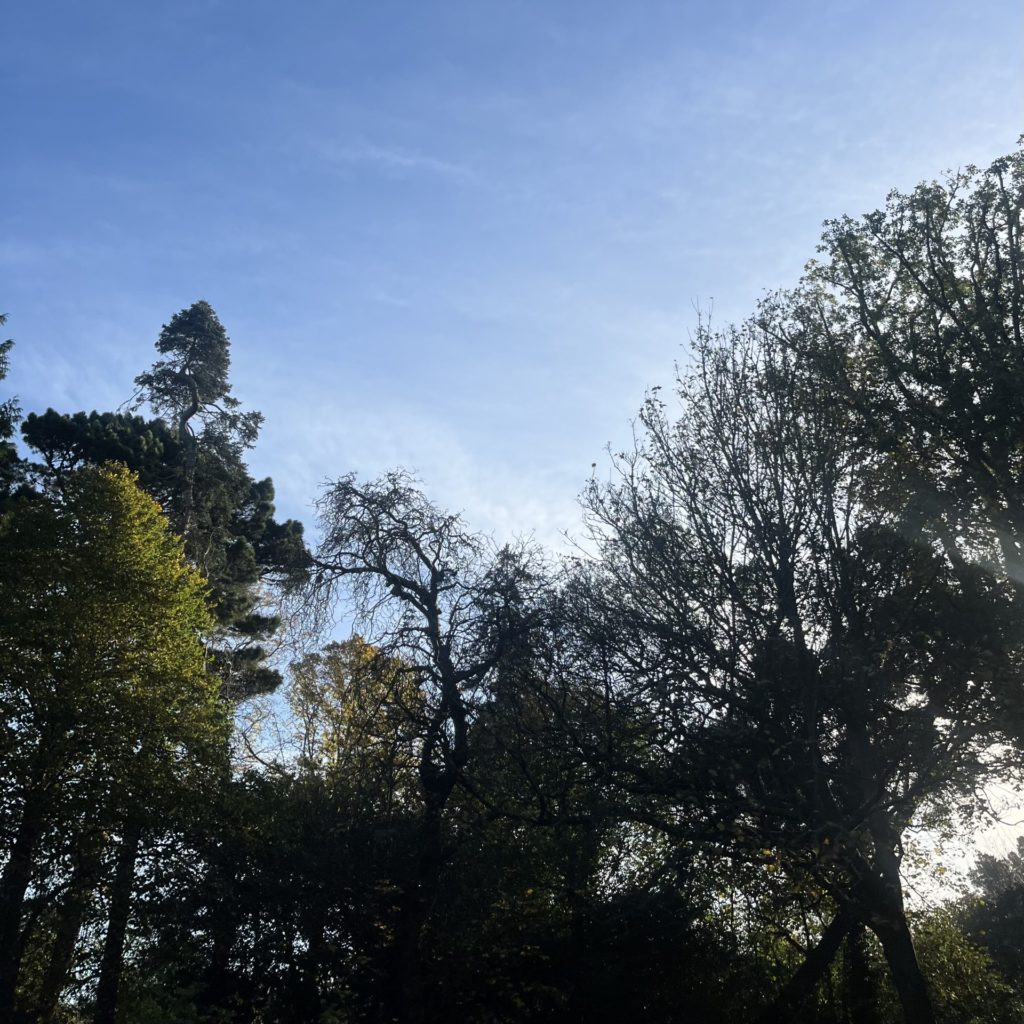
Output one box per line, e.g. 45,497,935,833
1,145,1023,1024
0,304,307,1024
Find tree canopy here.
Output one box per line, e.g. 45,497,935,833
0,464,225,1020
2,146,1024,1024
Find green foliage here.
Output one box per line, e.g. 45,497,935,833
962,837,1024,990
0,464,227,1018
133,300,262,451
22,409,181,483
568,144,1024,1024
288,638,422,814
22,303,308,700
778,147,1024,687
876,909,1022,1024
0,314,26,498
0,463,224,806
6,145,1024,1024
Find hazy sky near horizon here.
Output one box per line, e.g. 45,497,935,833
4,0,1022,544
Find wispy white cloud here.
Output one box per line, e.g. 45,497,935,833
254,391,585,554
314,139,476,183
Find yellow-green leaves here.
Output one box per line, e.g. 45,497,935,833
0,463,226,820
288,637,420,814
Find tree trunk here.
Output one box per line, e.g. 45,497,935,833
870,918,934,1024
859,824,935,1024
844,922,879,1024
562,826,599,1021
392,834,434,1024
391,888,427,1024
37,890,88,1024
296,905,326,1023
198,906,238,1015
390,793,450,1024
37,840,103,1024
196,846,240,1016
0,789,48,1023
757,909,851,1024
173,373,200,542
93,818,142,1024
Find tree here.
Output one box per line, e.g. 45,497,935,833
288,637,421,816
23,301,308,701
131,300,261,535
307,471,549,1024
160,640,426,1024
13,303,306,1024
15,303,306,1019
774,145,1024,607
0,464,225,1021
0,313,32,512
0,315,24,500
575,317,1023,1023
890,906,1022,1024
962,835,1024,990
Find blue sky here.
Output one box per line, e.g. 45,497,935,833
3,0,1022,545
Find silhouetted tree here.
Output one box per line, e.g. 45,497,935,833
574,319,1023,1024
308,472,549,1024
